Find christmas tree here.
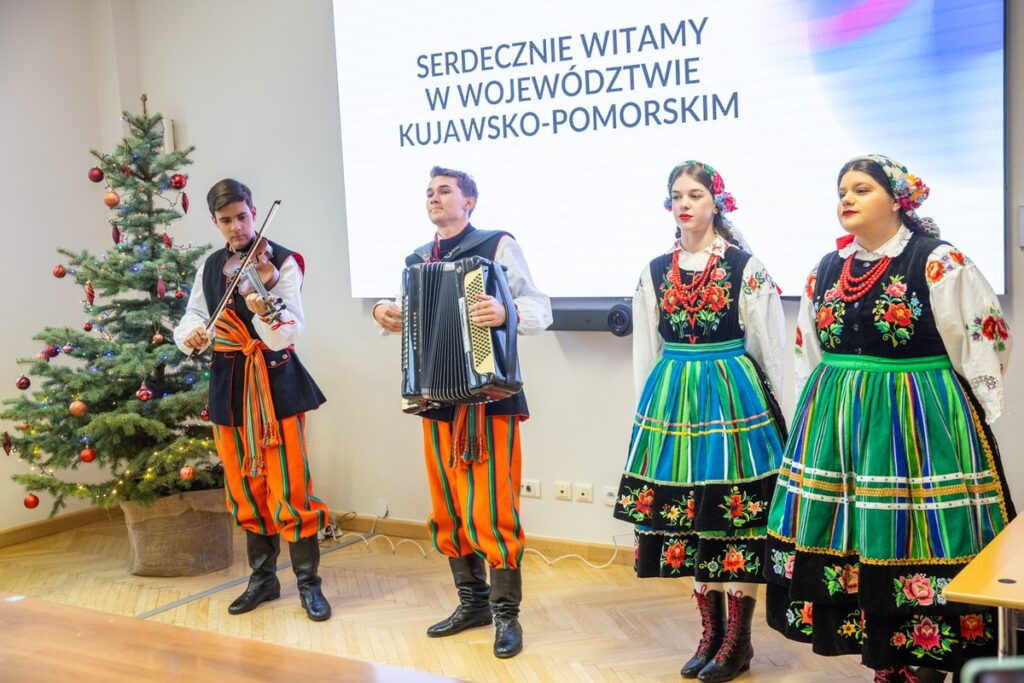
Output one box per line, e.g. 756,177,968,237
3,95,218,516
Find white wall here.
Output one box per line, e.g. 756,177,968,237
1,0,1020,543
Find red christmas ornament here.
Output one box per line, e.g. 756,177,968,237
44,345,60,358
85,280,95,305
156,276,166,299
174,289,185,299
180,465,196,481
87,167,104,183
123,161,131,177
112,225,121,244
15,375,30,390
69,399,88,417
2,432,11,455
80,447,96,463
199,406,210,422
53,264,67,278
62,344,74,354
135,383,153,402
181,192,189,214
103,191,120,208
23,494,39,509
83,321,93,332
170,174,187,189
151,333,164,345
162,232,172,249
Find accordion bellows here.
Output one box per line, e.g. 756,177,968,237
401,256,522,414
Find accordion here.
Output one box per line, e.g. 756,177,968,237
401,256,522,414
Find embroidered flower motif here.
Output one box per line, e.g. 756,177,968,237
885,281,907,297
814,287,846,349
699,543,760,579
894,573,947,608
838,610,867,644
913,617,942,651
872,275,922,347
824,563,859,595
891,615,957,660
661,538,693,572
704,284,729,312
659,491,696,530
618,485,655,523
960,614,986,642
969,305,1010,352
719,486,764,527
785,601,814,636
926,248,972,284
742,268,771,296
770,549,795,579
660,257,733,341
805,272,817,300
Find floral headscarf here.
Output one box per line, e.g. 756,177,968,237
854,154,940,237
663,160,737,229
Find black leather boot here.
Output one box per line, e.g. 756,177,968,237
427,554,493,637
681,587,725,678
289,535,331,621
698,591,755,682
228,531,281,615
490,567,523,658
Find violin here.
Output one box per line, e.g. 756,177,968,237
188,200,283,359
223,237,285,323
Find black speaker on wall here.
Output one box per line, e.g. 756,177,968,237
550,297,632,336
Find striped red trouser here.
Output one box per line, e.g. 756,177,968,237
213,413,329,542
422,415,526,569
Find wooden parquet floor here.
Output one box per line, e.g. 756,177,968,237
0,518,872,682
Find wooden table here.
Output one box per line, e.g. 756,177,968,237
0,592,464,682
943,514,1024,658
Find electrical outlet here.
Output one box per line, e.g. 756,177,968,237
520,478,541,499
554,480,572,501
602,486,618,507
375,498,389,518
573,483,593,503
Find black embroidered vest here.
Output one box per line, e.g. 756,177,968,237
407,225,529,422
810,232,947,358
652,245,750,344
202,240,326,426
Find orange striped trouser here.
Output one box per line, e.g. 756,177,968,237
422,415,526,569
213,414,329,542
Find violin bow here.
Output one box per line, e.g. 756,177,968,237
188,200,282,359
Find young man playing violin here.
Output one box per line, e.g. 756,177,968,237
173,178,331,622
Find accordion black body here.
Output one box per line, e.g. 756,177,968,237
401,256,522,414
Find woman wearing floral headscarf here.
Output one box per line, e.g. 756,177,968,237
764,155,1015,683
613,161,786,682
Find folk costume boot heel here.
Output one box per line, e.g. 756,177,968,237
490,567,523,658
427,554,493,637
289,535,332,621
228,531,281,615
698,590,755,682
681,587,725,678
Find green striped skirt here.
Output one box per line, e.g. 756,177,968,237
764,353,1014,671
613,339,786,582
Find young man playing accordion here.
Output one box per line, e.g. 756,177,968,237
373,166,551,658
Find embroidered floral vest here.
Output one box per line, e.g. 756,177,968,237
810,233,946,358
652,245,750,344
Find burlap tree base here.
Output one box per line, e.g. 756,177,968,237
120,489,233,576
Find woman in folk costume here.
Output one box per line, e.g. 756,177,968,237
764,155,1016,683
612,161,787,682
